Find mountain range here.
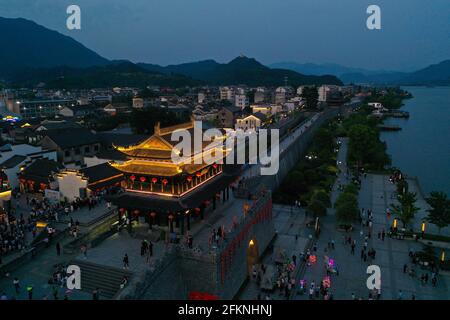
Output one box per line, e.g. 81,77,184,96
271,61,450,86
138,57,342,87
0,17,341,88
0,16,448,88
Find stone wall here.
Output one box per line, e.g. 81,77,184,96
121,191,275,300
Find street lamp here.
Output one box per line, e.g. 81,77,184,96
421,222,426,238
393,218,398,230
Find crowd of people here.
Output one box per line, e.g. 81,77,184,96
0,212,27,263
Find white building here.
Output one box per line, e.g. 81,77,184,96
235,113,265,132
251,104,282,116
234,94,249,109
219,87,235,102
318,85,340,102
0,144,57,189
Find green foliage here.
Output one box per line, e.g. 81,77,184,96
426,191,450,233
129,107,190,134
335,191,359,225
311,189,331,208
273,124,337,205
307,199,327,218
343,183,359,196
391,191,420,228
346,117,391,170
396,179,409,196
301,86,319,109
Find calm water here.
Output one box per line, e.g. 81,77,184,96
380,86,450,197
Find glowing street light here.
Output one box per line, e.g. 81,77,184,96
441,251,445,262
393,218,398,229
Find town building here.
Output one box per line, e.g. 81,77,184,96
40,128,101,166
108,119,239,231
217,106,242,128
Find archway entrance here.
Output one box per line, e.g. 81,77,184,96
246,238,260,276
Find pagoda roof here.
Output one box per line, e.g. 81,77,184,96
111,160,209,176
115,119,227,161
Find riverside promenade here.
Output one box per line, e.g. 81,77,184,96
294,138,450,300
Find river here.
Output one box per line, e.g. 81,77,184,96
380,86,450,196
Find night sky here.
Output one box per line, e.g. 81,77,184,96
2,0,449,70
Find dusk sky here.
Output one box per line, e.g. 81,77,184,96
2,0,450,71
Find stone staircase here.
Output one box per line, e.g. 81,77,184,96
71,259,133,299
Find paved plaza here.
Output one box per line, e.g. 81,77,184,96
293,138,450,300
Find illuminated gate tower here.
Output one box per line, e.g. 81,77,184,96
109,119,239,233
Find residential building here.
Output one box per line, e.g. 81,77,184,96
40,128,101,165
217,106,242,128
235,113,266,131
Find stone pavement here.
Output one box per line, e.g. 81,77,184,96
238,205,310,300
294,138,450,300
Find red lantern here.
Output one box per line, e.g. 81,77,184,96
162,178,168,185
186,176,193,182
150,212,156,218
203,200,210,206
151,177,158,184
168,214,174,220
213,163,218,169
130,175,136,181
133,210,140,215
119,208,125,213
195,208,201,213
140,176,146,183
196,172,202,178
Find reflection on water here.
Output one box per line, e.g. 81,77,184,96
380,86,450,196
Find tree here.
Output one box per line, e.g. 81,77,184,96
391,191,420,228
311,189,331,208
307,199,327,218
425,191,450,233
335,194,359,226
301,86,318,109
396,179,409,196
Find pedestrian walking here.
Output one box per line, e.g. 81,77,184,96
56,242,61,256
13,278,20,294
123,254,129,269
27,285,33,300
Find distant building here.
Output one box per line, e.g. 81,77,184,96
251,104,282,116
275,87,294,104
217,106,242,128
132,98,145,109
59,104,103,118
40,129,101,165
318,85,340,103
235,113,266,131
234,94,249,109
8,99,77,119
219,87,235,102
0,143,57,189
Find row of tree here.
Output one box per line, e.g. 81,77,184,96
392,179,450,233
335,184,360,226
344,107,391,170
